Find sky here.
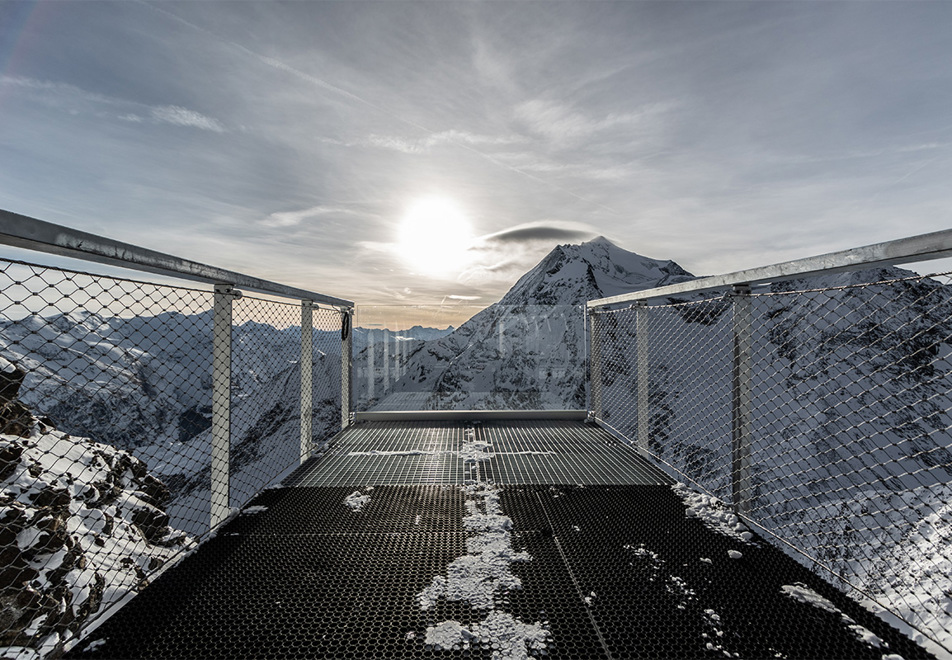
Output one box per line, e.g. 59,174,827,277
1,0,951,316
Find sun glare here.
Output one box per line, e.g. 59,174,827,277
398,197,473,276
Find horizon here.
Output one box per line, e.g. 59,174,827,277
2,1,951,309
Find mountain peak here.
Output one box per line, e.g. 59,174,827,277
582,235,614,248
498,238,695,306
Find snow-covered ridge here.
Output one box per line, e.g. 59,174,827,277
1,397,192,658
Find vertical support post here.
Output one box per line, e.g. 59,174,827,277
367,328,375,402
341,306,353,429
300,300,314,464
211,284,237,528
383,331,390,393
731,284,753,515
588,308,603,420
635,302,650,456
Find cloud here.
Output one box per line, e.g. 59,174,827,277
477,221,599,246
514,98,674,144
262,205,362,228
365,130,525,154
448,294,482,301
150,105,225,132
1,75,226,133
455,221,602,291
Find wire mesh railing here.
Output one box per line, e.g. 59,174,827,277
353,304,587,413
0,256,348,657
590,267,952,654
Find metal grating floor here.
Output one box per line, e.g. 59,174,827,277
65,421,933,659
67,485,931,659
292,420,670,487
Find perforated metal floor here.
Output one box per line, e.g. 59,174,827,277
68,485,930,659
292,420,670,487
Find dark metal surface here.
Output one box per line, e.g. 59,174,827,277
67,485,930,659
292,420,670,487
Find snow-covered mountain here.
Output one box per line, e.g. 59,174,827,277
1,366,192,658
0,311,343,535
356,237,694,410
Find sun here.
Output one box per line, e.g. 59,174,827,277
397,196,473,276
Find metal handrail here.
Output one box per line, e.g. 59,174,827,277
0,208,353,308
588,227,952,308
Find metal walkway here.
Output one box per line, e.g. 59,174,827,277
66,421,932,659
292,420,669,487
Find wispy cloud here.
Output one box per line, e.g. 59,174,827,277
150,106,225,132
514,98,675,145
1,75,225,133
365,130,525,154
262,205,363,228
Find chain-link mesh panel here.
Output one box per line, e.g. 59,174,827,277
228,296,342,509
0,259,212,655
354,305,587,411
595,297,735,498
591,268,952,654
0,258,346,657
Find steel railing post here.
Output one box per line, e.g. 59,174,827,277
341,306,353,429
211,284,239,527
300,301,314,463
731,284,753,515
635,302,650,456
588,309,603,420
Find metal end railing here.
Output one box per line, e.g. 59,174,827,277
588,230,952,654
0,210,353,656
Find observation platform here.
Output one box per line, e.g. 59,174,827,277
66,421,930,659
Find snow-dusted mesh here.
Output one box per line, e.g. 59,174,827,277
354,305,587,412
0,258,345,656
591,268,952,654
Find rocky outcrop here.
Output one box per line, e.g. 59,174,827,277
0,360,192,658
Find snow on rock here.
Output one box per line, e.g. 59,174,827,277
781,583,886,650
1,395,191,657
673,483,754,544
343,490,371,512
